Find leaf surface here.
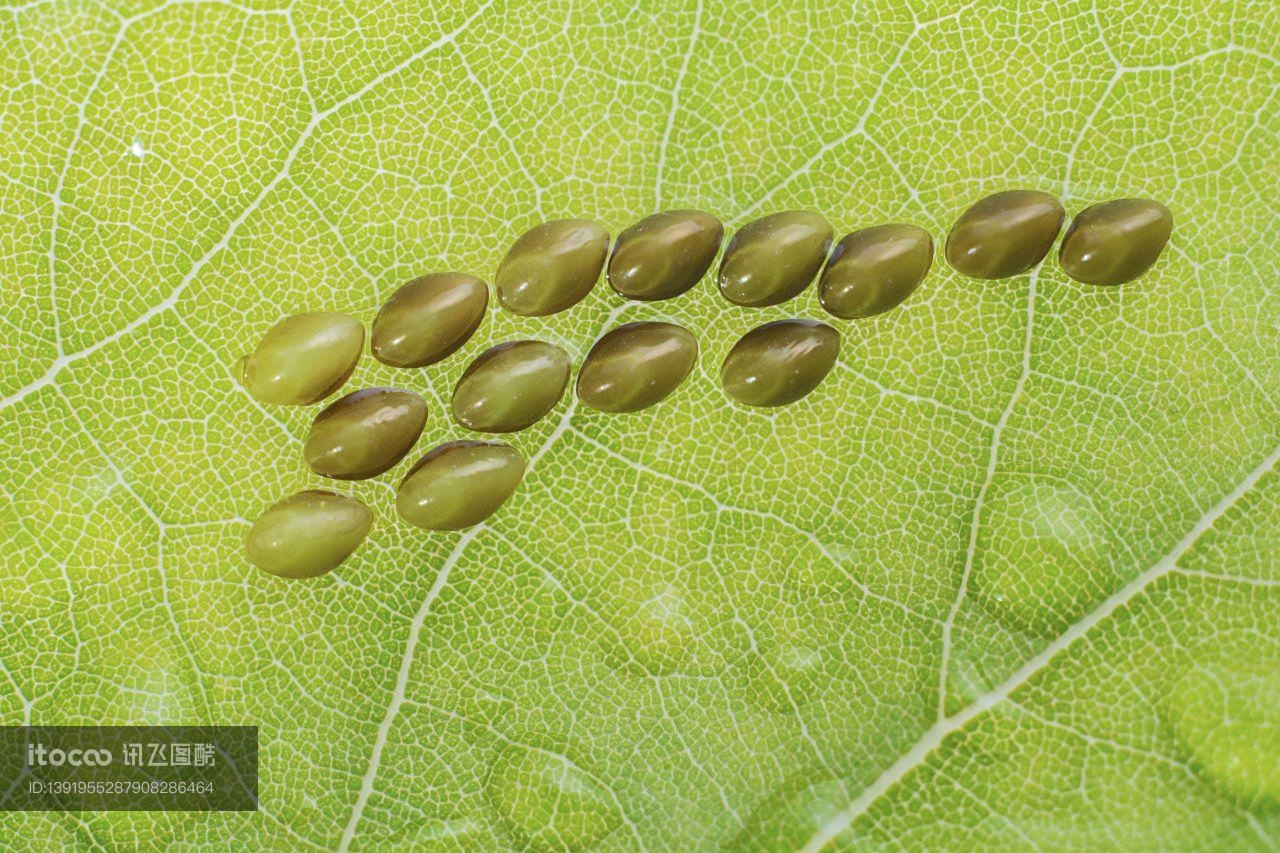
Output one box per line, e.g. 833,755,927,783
2,1,1278,849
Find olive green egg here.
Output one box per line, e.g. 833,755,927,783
718,211,832,307
371,273,488,367
396,441,526,531
819,224,934,319
576,322,699,413
607,210,723,300
944,190,1065,279
1058,198,1173,285
495,219,609,316
245,490,372,579
451,340,571,432
721,319,840,407
237,312,364,405
303,388,428,480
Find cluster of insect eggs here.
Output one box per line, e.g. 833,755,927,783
238,192,1173,579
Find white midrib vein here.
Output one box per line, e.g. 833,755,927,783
934,269,1038,721
800,435,1280,851
334,525,482,851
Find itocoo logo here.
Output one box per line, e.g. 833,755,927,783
26,743,113,767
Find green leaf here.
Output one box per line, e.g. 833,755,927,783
2,1,1278,849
